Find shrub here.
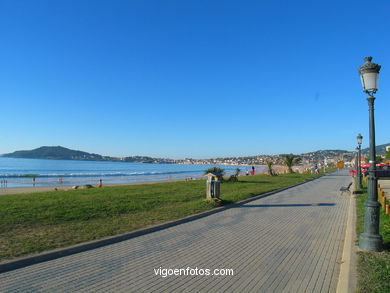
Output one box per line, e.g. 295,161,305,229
266,161,276,176
204,167,225,182
284,155,302,173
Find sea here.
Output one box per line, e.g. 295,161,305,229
0,157,264,188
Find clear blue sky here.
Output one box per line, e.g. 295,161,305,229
1,0,389,159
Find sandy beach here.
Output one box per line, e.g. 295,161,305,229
0,178,199,195
0,186,61,195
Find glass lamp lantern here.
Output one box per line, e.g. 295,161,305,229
358,57,381,94
357,133,363,145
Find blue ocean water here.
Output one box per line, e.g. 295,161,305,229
0,158,263,188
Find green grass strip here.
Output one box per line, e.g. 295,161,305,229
356,184,390,293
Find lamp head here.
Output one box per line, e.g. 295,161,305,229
358,57,381,94
357,133,363,145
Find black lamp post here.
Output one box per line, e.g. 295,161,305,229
358,57,383,252
355,146,359,178
357,133,363,190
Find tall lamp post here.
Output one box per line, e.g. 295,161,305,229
355,146,359,180
357,133,363,190
358,57,383,251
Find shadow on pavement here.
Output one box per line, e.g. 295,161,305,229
236,203,336,208
231,181,271,184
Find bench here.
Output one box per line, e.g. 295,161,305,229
378,179,390,215
340,182,352,195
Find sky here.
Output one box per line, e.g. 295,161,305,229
1,0,390,159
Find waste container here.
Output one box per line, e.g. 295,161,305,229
211,179,220,199
206,173,220,199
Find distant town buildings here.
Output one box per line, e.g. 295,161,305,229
174,150,354,167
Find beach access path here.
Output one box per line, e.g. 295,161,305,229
0,171,351,292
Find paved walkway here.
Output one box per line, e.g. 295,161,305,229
0,172,351,292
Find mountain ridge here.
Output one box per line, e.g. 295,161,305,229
361,143,389,155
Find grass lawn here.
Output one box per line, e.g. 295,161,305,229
356,186,390,293
0,172,321,262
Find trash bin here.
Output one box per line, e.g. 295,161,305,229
205,173,221,200
206,178,220,199
212,180,220,199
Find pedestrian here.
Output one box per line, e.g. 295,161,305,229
246,170,249,176
251,166,255,175
98,179,103,187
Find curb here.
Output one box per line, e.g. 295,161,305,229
0,173,327,274
336,192,357,293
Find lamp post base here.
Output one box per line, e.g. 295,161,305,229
359,232,383,252
353,190,363,194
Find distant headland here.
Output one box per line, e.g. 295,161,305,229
1,146,171,164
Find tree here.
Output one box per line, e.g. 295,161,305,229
204,167,225,182
227,168,241,182
284,155,301,173
385,150,390,159
266,161,275,176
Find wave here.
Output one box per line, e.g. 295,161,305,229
0,170,206,178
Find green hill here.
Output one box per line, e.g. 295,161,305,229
361,143,390,156
2,146,104,161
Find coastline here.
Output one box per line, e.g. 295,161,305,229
0,157,259,190
0,165,284,196
0,164,304,195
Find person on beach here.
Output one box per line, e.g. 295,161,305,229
98,179,103,187
59,177,63,184
33,177,36,186
246,170,249,176
251,166,255,175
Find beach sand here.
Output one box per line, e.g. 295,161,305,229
0,178,198,195
0,186,60,195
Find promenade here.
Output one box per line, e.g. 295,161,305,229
0,172,351,292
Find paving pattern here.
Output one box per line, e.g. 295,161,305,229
0,172,351,292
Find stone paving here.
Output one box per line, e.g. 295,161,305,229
0,172,351,292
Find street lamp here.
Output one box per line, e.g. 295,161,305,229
355,146,359,176
356,133,363,190
358,57,383,252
